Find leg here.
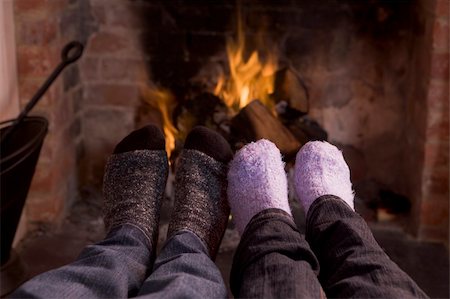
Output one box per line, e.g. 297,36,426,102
307,196,428,298
11,225,151,298
295,141,428,298
228,140,324,299
137,231,226,298
11,125,169,298
137,127,232,298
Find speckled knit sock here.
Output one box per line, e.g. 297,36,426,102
294,141,355,215
227,139,292,235
103,125,169,251
167,127,233,259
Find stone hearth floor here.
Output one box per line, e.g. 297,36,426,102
12,189,449,298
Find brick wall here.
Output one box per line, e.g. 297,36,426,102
14,0,83,235
417,0,449,242
78,0,151,185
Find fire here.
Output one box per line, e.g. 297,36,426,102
142,85,178,157
142,7,279,158
214,8,278,112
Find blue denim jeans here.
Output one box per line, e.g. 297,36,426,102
10,225,227,298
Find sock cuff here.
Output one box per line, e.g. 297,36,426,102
178,149,229,176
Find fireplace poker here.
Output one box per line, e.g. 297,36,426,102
0,41,84,144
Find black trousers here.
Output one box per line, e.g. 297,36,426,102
230,195,428,298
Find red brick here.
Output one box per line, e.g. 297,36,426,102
100,58,146,82
106,5,145,29
17,46,59,78
15,0,66,16
424,141,450,167
39,132,55,161
420,199,449,226
18,78,56,107
17,18,58,46
79,57,100,81
26,190,66,223
427,80,449,109
51,95,75,131
29,167,52,195
15,0,48,12
26,195,56,223
433,19,449,52
87,32,129,55
430,52,449,80
84,84,140,106
436,0,449,17
429,175,450,196
423,172,450,196
29,141,76,201
426,116,449,142
91,5,107,24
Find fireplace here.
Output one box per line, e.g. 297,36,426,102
8,0,449,244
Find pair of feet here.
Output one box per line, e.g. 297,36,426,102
229,139,355,234
103,125,354,260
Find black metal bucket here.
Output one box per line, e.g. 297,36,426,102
0,117,48,266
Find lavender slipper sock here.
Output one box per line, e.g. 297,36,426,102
294,141,354,215
167,127,232,259
103,125,169,251
227,139,292,235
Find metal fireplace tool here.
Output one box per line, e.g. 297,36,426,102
0,41,83,296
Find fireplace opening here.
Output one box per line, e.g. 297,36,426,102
135,0,435,228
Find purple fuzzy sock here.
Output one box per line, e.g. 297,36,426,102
227,139,292,234
294,141,355,215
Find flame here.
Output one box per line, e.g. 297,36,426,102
141,7,279,158
214,8,278,112
142,86,178,158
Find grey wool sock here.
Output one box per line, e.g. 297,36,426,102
103,125,169,251
167,127,232,259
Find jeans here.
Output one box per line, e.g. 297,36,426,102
230,195,428,298
10,226,227,298
11,195,428,298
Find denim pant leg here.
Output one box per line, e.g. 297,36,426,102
306,195,429,298
10,224,152,298
230,209,324,299
137,230,227,299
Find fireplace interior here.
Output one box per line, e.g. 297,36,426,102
1,0,448,296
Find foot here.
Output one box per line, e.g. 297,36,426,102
227,139,292,235
103,124,169,250
167,127,233,259
294,141,354,215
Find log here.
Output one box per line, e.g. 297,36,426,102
231,100,301,160
273,67,309,115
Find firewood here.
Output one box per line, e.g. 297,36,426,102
273,67,309,114
231,100,301,160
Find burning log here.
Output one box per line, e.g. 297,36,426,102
231,100,301,160
273,67,309,116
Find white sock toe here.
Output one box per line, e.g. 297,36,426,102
294,141,355,215
227,139,291,234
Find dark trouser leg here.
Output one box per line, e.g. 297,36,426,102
306,195,429,298
10,224,151,298
230,209,324,299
